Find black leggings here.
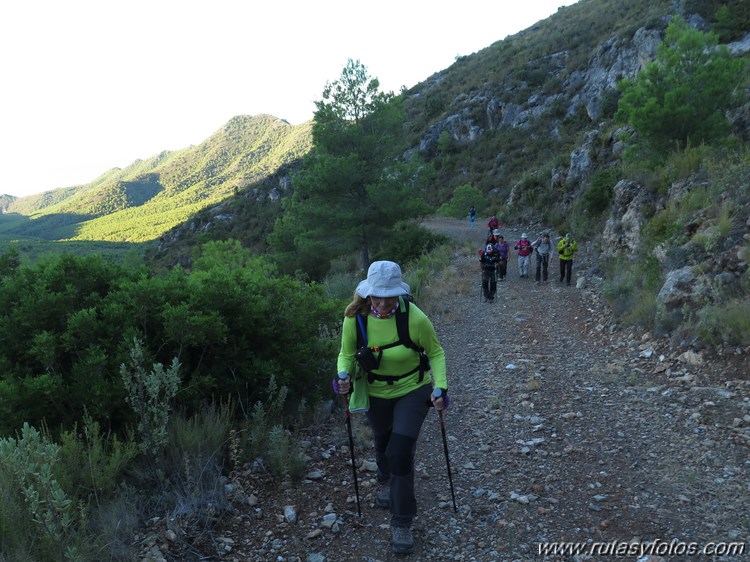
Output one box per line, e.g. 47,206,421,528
497,258,507,279
536,254,549,282
482,269,497,299
366,384,431,528
560,259,573,284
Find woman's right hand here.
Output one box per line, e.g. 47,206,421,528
336,374,351,395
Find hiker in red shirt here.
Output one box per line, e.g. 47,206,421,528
514,233,533,278
487,215,500,235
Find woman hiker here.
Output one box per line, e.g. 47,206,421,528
495,234,510,281
335,261,448,554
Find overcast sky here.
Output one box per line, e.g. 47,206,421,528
0,0,578,198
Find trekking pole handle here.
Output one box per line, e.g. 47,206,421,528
427,388,450,409
334,371,350,395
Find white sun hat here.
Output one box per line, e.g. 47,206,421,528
355,261,410,298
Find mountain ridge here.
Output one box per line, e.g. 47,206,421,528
0,114,312,243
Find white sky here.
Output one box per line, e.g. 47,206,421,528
0,0,577,198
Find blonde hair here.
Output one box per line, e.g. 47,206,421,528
344,292,370,318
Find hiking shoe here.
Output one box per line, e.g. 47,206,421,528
375,483,390,509
391,526,414,554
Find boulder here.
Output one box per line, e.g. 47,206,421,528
654,266,696,332
602,180,655,255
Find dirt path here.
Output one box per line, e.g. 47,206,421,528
168,218,750,561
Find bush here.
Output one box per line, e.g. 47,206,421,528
56,412,138,501
165,401,234,510
436,183,484,218
167,401,233,467
120,339,181,460
581,168,621,215
0,245,340,436
602,254,662,328
0,424,85,561
372,222,448,266
697,299,750,346
239,376,308,482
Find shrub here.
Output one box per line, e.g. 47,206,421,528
436,183,484,218
642,207,683,247
697,299,750,346
239,376,308,482
403,244,453,304
165,401,235,525
622,289,658,330
56,412,138,502
657,144,710,193
602,254,663,328
0,424,84,561
581,168,621,215
372,222,447,266
166,401,234,476
120,338,181,460
265,425,307,482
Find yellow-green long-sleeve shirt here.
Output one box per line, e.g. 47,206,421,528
336,302,447,399
557,237,579,260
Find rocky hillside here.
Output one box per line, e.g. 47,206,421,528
397,0,750,347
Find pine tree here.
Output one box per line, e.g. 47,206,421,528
270,60,428,279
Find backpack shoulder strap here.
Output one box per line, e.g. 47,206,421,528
355,313,367,349
395,296,420,351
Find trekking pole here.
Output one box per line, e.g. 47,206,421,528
432,389,458,512
338,372,362,517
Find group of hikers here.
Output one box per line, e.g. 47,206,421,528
478,214,579,302
330,212,579,554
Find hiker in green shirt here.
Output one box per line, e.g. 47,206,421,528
557,232,579,286
336,260,448,554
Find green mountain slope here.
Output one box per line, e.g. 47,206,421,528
0,115,312,243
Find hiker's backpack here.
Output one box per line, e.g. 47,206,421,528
355,295,430,385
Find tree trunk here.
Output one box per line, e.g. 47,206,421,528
360,234,370,271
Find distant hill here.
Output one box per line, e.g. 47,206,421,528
0,114,312,244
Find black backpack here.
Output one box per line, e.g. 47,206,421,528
355,295,430,384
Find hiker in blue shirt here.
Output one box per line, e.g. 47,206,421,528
468,206,476,228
